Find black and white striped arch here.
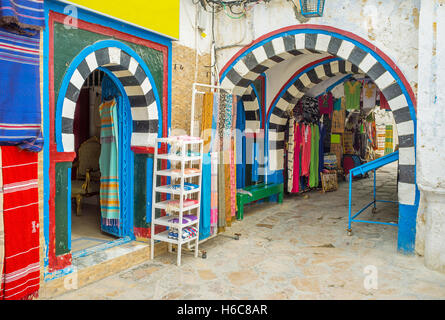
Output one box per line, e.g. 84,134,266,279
241,85,261,132
61,47,159,152
221,32,416,205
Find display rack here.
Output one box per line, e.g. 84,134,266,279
347,150,399,236
150,137,204,266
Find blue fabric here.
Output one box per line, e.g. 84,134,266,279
236,99,245,188
199,153,211,240
252,141,259,182
0,27,42,151
0,0,44,31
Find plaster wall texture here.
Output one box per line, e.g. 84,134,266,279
416,0,445,272
209,0,420,98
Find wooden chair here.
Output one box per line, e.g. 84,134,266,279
71,136,101,216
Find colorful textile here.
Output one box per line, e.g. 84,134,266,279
318,122,326,183
200,153,211,240
331,97,346,134
291,123,301,193
379,91,390,111
168,182,199,191
230,97,237,217
301,124,311,177
344,81,362,110
343,131,355,154
287,119,295,192
384,125,394,155
309,124,319,188
0,27,42,151
0,0,44,33
201,93,214,153
0,146,39,300
318,92,334,115
0,150,3,291
99,99,120,227
210,151,218,231
363,82,377,110
168,215,198,224
168,226,198,241
217,152,226,231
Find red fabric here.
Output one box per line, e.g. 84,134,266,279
1,146,40,300
300,124,311,177
343,155,355,175
291,123,301,193
380,91,390,110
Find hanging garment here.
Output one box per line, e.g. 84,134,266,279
318,122,326,182
291,123,302,193
201,93,214,153
0,146,40,300
217,151,226,232
318,92,334,115
379,91,391,111
362,82,377,110
300,97,320,123
230,98,237,218
309,124,319,188
331,83,345,99
200,153,211,240
343,131,355,155
0,0,44,33
0,27,43,151
287,119,295,192
385,125,394,155
344,81,362,110
99,99,120,227
301,124,311,177
210,94,219,234
331,97,346,134
0,151,3,293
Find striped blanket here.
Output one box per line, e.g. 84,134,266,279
0,0,44,33
0,146,40,300
0,26,43,151
99,99,120,227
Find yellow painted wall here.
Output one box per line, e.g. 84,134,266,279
67,0,180,39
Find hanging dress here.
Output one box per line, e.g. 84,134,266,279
291,123,302,193
344,81,362,111
309,124,319,188
301,123,311,177
99,98,120,227
287,118,295,192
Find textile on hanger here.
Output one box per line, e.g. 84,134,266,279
0,146,40,300
309,124,319,188
318,92,334,116
344,80,362,111
362,82,377,110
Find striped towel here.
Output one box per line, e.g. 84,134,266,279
0,0,44,33
0,26,43,151
0,146,40,300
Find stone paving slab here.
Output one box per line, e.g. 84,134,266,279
51,165,445,300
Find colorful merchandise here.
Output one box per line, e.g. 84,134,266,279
99,98,120,227
0,146,40,300
301,124,311,177
344,81,362,110
0,27,43,151
168,215,198,224
362,82,377,110
309,124,319,188
318,92,334,115
168,226,198,241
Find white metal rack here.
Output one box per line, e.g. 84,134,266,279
150,137,204,266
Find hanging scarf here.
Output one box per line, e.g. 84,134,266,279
301,124,311,177
0,146,40,300
287,119,295,192
99,98,120,227
0,0,44,34
0,27,43,151
291,123,301,193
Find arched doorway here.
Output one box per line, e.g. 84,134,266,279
50,40,162,261
220,25,418,254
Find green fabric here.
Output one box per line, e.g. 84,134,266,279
331,134,341,144
344,81,362,110
309,124,319,188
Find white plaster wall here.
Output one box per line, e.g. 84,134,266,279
416,0,445,272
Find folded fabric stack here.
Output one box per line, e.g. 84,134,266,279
167,214,198,224
171,168,200,175
168,226,198,241
168,182,199,191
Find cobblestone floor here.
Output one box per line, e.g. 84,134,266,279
52,164,445,300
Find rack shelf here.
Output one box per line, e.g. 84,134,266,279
150,137,203,266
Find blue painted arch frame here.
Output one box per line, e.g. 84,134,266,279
55,39,163,153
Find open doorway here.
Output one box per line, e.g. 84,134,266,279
70,70,118,252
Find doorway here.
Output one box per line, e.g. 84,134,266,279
70,70,133,253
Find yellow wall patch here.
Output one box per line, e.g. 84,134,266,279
66,0,180,39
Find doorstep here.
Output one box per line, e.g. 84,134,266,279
39,240,168,299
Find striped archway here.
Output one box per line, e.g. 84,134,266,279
56,40,161,152
242,84,261,132
220,24,419,254
268,58,363,164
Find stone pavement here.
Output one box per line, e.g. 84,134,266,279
52,164,445,300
